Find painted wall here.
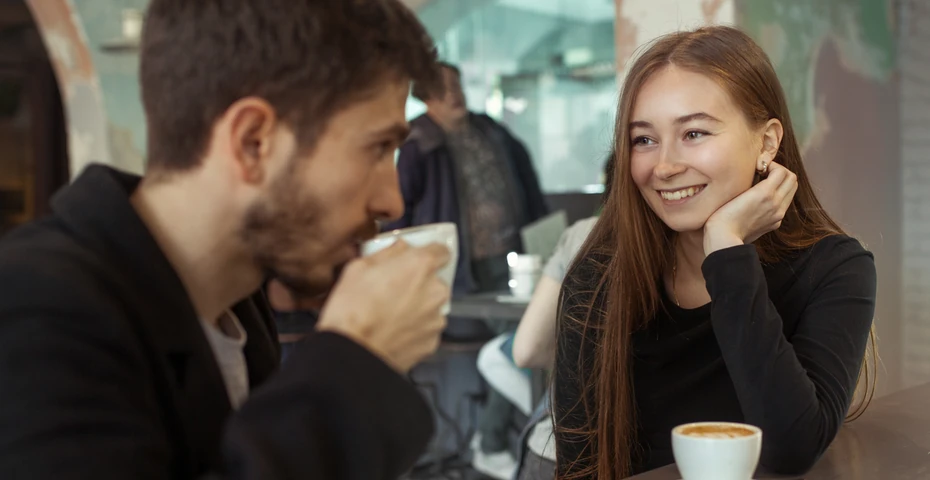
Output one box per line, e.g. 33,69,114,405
26,0,112,177
69,0,148,174
27,0,148,176
739,0,902,394
898,0,930,389
614,0,735,76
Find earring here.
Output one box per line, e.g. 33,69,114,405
758,161,769,175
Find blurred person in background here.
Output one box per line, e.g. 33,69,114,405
389,62,548,295
0,1,453,479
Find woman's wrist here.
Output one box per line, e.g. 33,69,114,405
703,223,744,256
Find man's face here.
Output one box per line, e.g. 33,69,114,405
427,67,468,124
240,79,410,297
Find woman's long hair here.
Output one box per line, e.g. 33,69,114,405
554,25,877,479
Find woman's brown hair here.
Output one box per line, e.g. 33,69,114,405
553,25,877,479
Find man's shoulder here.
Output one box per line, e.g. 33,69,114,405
405,114,446,154
0,218,118,312
468,113,505,133
0,218,146,372
2,216,99,270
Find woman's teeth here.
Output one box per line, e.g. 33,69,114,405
660,186,704,201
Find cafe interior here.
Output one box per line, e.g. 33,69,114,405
0,0,928,479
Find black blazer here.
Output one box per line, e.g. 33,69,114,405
0,165,432,479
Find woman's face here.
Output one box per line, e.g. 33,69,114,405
629,66,762,233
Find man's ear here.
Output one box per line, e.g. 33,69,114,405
223,97,279,185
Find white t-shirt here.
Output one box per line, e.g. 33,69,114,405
543,216,598,282
200,310,250,410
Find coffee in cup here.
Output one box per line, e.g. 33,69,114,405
672,422,762,480
679,424,757,439
360,223,458,314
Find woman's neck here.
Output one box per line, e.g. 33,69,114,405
669,230,712,308
675,230,706,277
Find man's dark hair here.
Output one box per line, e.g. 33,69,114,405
411,62,460,103
140,0,440,172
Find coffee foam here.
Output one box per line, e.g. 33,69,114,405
680,425,755,439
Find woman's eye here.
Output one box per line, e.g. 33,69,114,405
685,131,707,140
632,136,655,146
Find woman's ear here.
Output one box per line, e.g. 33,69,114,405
757,118,784,170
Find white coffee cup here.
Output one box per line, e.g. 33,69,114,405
122,9,144,40
672,422,762,480
507,252,541,299
361,223,458,315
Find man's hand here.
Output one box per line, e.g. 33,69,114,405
316,241,451,373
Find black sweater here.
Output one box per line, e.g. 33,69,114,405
554,235,876,476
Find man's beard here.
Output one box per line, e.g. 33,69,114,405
240,166,377,299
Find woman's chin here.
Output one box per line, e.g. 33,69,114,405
661,218,709,234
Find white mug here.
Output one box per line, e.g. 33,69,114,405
361,223,458,314
672,422,762,480
122,9,144,40
507,252,541,299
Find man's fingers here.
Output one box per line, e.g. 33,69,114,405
410,243,453,273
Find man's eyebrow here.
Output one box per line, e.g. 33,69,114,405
371,123,411,143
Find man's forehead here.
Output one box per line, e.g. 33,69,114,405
328,83,409,128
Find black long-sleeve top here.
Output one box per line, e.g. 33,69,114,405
554,235,876,476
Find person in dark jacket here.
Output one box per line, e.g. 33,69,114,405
388,63,548,295
0,1,451,479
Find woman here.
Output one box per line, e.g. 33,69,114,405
553,26,877,479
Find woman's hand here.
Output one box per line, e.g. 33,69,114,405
703,162,798,256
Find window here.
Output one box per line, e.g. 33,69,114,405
411,0,617,193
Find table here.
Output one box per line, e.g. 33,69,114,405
449,292,548,406
449,291,529,321
630,382,930,479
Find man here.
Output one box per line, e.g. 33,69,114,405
0,1,448,479
389,63,548,294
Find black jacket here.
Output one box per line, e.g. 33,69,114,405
0,165,432,479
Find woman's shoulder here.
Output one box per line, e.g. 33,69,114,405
556,217,599,262
545,217,600,281
566,216,599,237
777,234,875,283
800,234,873,264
